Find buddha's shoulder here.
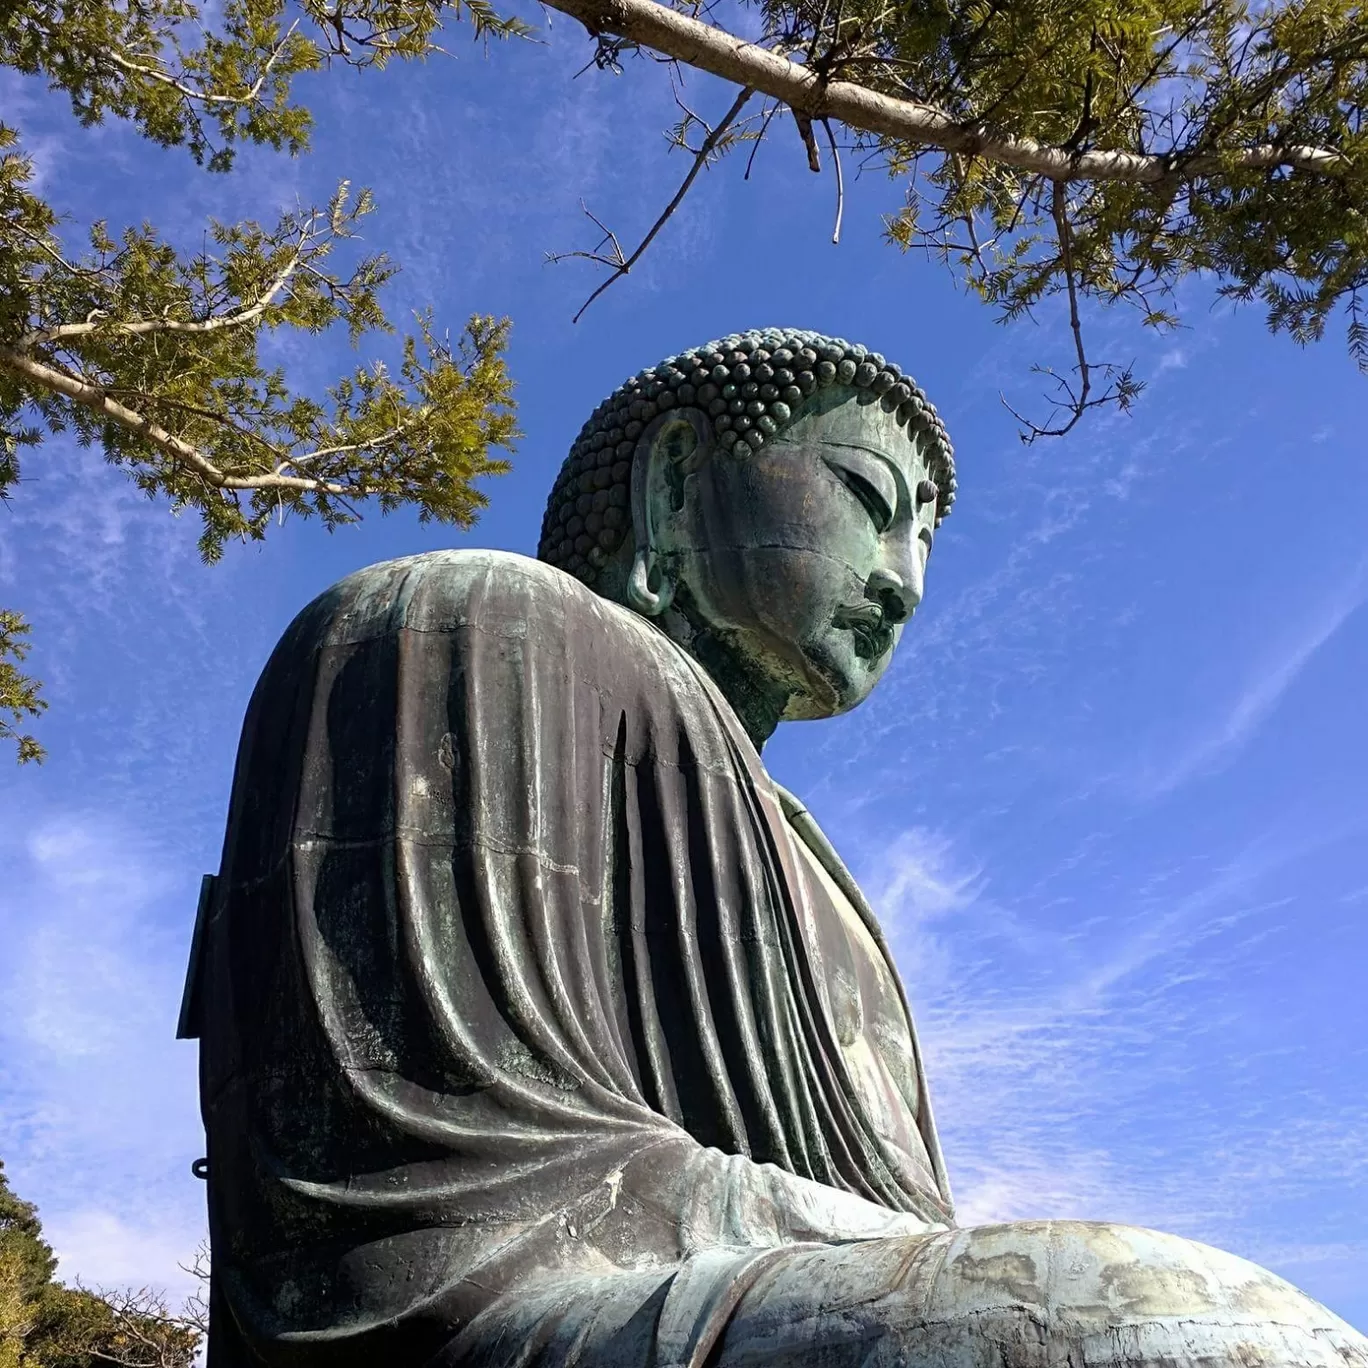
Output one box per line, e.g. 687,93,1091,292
262,549,745,776
293,549,660,658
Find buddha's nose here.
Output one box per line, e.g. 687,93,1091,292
867,565,919,624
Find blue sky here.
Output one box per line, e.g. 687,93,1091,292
1,11,1366,1328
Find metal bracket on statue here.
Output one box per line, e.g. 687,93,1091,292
176,873,216,1041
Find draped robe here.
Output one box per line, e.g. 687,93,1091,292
197,549,953,1366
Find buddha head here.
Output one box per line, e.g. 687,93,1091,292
537,328,956,746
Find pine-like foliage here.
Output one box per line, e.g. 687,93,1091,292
0,1158,200,1368
810,0,1368,426
549,0,1366,432
1,0,527,762
0,1160,52,1367
0,611,44,765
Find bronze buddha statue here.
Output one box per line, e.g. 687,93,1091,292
189,328,1368,1368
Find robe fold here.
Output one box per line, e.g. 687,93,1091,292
199,549,953,1368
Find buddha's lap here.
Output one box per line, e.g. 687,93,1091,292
436,1221,1367,1368
714,1221,1368,1367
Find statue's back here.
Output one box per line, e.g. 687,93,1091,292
199,549,948,1367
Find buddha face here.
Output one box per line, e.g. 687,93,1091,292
646,388,939,730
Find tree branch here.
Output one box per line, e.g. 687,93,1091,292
103,25,299,108
542,0,1345,181
0,346,354,496
22,239,308,347
1036,182,1092,436
743,99,782,179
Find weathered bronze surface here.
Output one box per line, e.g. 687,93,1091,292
193,329,1368,1367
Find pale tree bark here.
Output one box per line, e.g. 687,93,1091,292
541,0,1345,182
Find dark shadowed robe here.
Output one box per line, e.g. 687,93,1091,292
196,549,954,1368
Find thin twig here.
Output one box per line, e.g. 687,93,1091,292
1001,180,1137,441
552,86,755,322
744,100,782,179
1050,179,1090,431
545,201,628,269
8,222,122,282
822,117,844,243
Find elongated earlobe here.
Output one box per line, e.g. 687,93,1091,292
626,411,706,618
626,548,675,617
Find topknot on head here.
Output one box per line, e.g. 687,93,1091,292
537,327,957,588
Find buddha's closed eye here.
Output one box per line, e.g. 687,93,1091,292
823,451,897,533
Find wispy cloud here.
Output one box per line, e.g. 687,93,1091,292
1131,559,1368,798
2,432,272,844
0,810,205,1298
857,818,1368,1303
45,1209,205,1305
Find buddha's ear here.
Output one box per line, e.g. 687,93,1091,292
626,408,711,617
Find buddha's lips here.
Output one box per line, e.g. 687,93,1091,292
833,602,895,661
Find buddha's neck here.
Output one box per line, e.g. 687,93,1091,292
662,600,787,752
